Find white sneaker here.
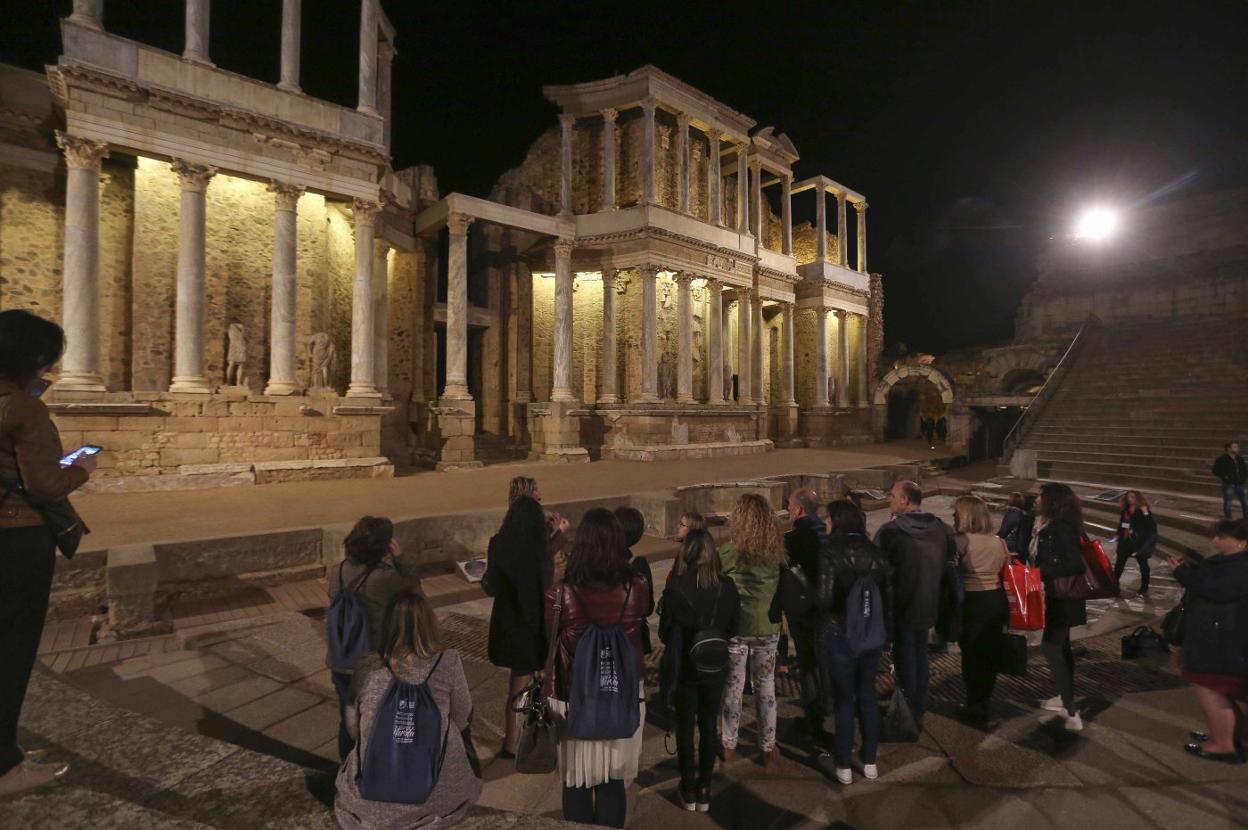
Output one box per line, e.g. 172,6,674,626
1041,695,1065,712
1064,712,1083,732
863,763,879,780
0,760,69,798
835,767,852,785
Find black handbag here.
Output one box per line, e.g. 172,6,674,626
1161,602,1185,647
880,662,920,742
778,562,813,616
1121,626,1169,660
0,475,89,559
996,632,1028,676
512,680,557,774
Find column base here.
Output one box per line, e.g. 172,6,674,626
358,104,381,117
596,395,621,405
441,382,471,400
182,52,214,67
276,81,302,94
53,373,106,394
632,394,661,404
169,376,212,394
432,398,477,469
263,379,302,396
345,382,382,399
550,389,577,403
676,395,696,404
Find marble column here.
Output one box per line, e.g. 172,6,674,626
676,273,694,403
636,266,660,402
750,160,763,239
264,181,304,395
736,289,752,403
837,192,848,267
677,114,690,214
515,259,532,403
815,185,827,262
278,0,301,92
781,174,793,255
836,309,851,407
441,212,472,400
551,238,575,402
856,201,868,273
373,238,390,393
721,298,734,402
857,312,870,408
781,302,796,405
601,108,617,210
559,113,574,215
347,199,382,398
736,146,749,234
751,292,764,404
53,133,109,393
706,279,724,404
708,128,722,225
814,306,829,406
169,160,216,393
378,41,394,148
641,98,657,205
184,0,211,65
69,0,104,30
599,269,619,404
357,0,378,115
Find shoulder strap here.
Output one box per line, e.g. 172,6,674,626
616,580,634,626
422,651,446,684
541,584,564,680
704,583,722,630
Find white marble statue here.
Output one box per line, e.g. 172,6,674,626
225,322,247,386
307,332,337,390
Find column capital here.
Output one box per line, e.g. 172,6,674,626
641,97,658,114
352,198,383,223
559,112,576,128
601,107,617,124
676,112,690,129
55,131,109,171
674,271,694,285
171,158,217,191
601,267,617,286
854,200,868,213
638,264,660,278
267,180,305,210
553,237,575,258
705,276,722,290
446,212,473,235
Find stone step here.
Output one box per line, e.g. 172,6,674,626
1035,455,1217,480
1025,439,1227,457
1027,427,1237,440
1036,461,1218,496
1035,449,1213,471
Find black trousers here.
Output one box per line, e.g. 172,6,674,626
1042,624,1076,714
788,612,825,730
675,680,723,789
959,589,1008,709
1113,545,1151,592
0,525,56,776
563,778,626,827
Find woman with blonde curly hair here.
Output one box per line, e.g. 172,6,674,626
717,494,786,764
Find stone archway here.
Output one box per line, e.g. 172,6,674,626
873,364,955,406
872,364,970,451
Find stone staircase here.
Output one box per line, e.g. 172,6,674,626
1019,316,1248,497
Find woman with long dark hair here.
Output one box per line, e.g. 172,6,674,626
660,529,740,811
0,310,94,798
1032,482,1088,731
1113,490,1158,596
544,508,648,827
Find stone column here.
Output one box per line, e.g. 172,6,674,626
357,0,378,115
278,0,301,92
551,238,575,402
183,0,211,65
441,212,472,399
721,297,734,402
815,185,827,262
641,98,657,205
169,159,216,394
264,181,304,395
836,309,851,407
599,269,619,404
636,266,660,402
373,238,390,393
856,201,868,273
781,174,793,255
857,312,870,408
378,41,394,148
736,289,752,403
736,146,749,234
346,199,382,398
601,108,617,210
814,306,829,406
69,0,104,30
781,302,796,405
676,273,694,403
750,159,763,239
559,113,574,215
708,128,722,225
677,114,690,214
53,133,109,393
751,292,764,404
836,192,848,267
706,279,724,404
515,259,532,403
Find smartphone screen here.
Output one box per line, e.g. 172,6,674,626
59,445,102,467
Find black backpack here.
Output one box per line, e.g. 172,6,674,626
687,583,729,678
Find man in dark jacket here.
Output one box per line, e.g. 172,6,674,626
1212,442,1248,519
873,480,955,728
784,488,829,744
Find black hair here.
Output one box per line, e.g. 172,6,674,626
345,516,394,567
564,508,630,588
1038,482,1084,529
613,506,646,549
1212,518,1248,544
0,309,65,386
825,499,867,536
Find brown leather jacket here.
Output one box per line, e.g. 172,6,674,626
0,380,89,529
543,573,649,700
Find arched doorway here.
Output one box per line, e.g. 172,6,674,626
874,365,956,444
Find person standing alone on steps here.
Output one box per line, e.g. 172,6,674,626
1113,491,1158,596
1213,442,1248,520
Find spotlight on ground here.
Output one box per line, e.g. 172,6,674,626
1073,206,1120,242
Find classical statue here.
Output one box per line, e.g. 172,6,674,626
658,351,676,400
226,322,247,387
308,332,337,390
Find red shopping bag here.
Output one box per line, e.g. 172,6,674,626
1001,558,1046,631
1080,537,1120,599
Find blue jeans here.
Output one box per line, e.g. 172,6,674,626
1224,484,1248,519
824,620,883,767
893,627,930,727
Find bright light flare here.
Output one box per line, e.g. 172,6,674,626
1073,206,1120,242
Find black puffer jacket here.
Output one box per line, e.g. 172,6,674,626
1034,520,1088,628
1175,553,1248,676
874,513,953,630
814,533,893,630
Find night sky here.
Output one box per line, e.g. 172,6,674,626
4,1,1247,354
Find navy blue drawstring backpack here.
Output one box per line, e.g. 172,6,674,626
844,574,886,656
327,562,374,671
357,653,450,804
566,583,641,740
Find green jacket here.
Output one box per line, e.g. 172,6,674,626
718,543,781,637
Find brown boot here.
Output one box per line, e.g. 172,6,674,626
762,747,780,765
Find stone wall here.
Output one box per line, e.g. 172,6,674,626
0,164,64,318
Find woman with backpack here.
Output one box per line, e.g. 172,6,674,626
996,491,1028,555
813,499,892,785
1032,483,1089,732
953,495,1009,725
335,589,481,828
485,495,551,759
327,517,417,759
718,493,785,765
1113,490,1158,596
544,508,649,828
659,529,740,811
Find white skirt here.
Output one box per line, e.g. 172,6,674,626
550,682,646,788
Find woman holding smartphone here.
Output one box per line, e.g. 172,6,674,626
0,310,96,798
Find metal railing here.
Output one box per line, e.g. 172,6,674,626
1001,318,1099,462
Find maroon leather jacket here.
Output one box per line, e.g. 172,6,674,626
542,573,649,700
